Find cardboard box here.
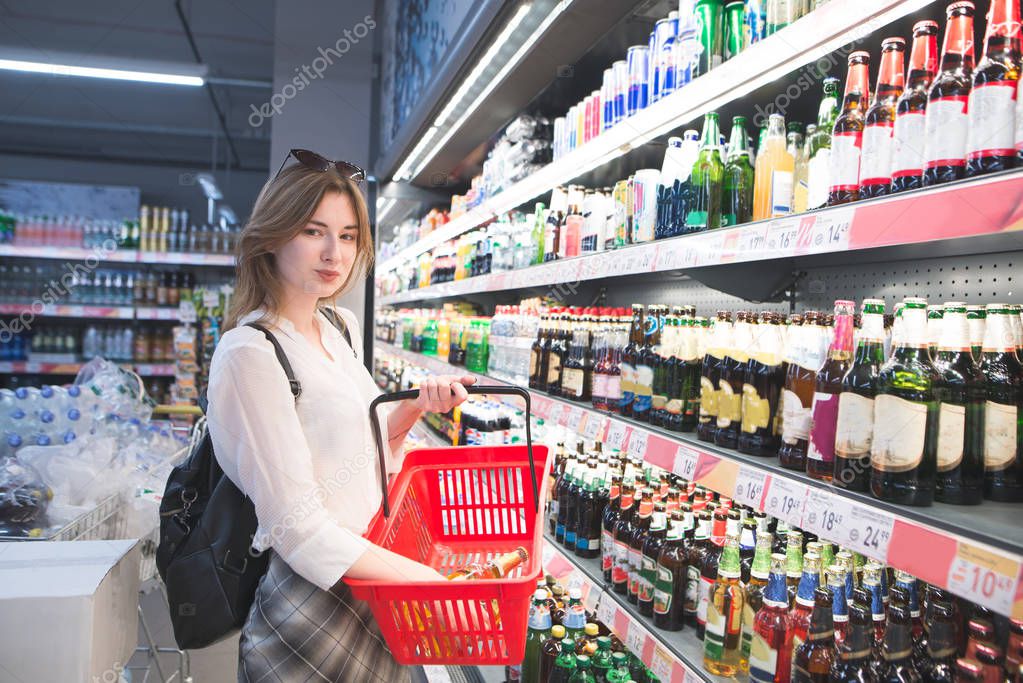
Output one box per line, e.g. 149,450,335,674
0,539,141,682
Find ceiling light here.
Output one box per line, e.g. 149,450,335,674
0,58,205,86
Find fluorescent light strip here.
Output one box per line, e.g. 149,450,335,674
0,59,204,86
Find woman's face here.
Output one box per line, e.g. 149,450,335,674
274,191,360,302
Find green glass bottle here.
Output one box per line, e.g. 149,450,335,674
722,116,755,227
871,297,940,506
531,202,547,266
978,304,1023,502
568,654,596,683
704,531,745,676
521,590,552,683
687,112,725,232
549,638,578,683
806,77,842,211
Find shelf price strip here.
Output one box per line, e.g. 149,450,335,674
945,542,1020,616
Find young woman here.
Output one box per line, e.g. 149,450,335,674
206,151,475,682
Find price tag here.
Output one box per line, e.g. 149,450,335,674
762,477,807,528
606,421,629,451
659,244,682,270
650,645,675,683
843,504,895,562
634,245,657,272
739,224,769,257
802,488,846,542
810,207,853,253
766,217,799,254
733,467,767,509
548,403,564,425
566,408,583,432
583,414,604,440
627,429,649,460
596,596,617,628
672,445,699,482
946,542,1019,615
626,621,648,656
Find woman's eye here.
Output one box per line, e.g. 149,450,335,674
304,228,322,236
341,233,356,241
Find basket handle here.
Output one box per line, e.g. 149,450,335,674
368,385,537,518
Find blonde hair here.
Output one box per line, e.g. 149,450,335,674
224,163,374,330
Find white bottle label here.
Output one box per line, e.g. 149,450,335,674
828,132,862,192
936,402,966,472
859,123,894,186
749,632,779,683
806,148,831,209
984,400,1018,471
871,394,928,473
835,392,874,458
924,97,969,169
966,82,1018,159
770,170,793,215
892,111,927,177
781,389,811,443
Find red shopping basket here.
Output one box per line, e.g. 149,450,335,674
346,385,550,665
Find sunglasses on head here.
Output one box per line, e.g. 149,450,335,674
274,148,366,183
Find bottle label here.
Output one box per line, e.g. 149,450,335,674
620,362,635,403
966,82,1017,159
697,575,713,625
606,375,622,401
716,379,742,428
652,392,668,411
639,556,657,602
700,375,719,419
937,402,966,472
628,548,644,595
806,149,831,209
892,111,927,177
529,350,539,378
613,540,631,584
984,400,1018,471
871,394,928,472
685,565,701,616
654,564,674,615
704,597,728,661
835,392,873,458
748,632,779,683
807,391,840,463
924,97,969,168
666,397,684,416
740,602,757,658
634,364,654,413
741,383,772,434
770,170,793,215
828,132,862,192
781,389,811,443
592,372,609,400
859,122,894,186
602,529,615,573
547,355,562,385
562,367,585,397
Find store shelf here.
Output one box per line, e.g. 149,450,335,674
0,244,235,267
376,0,934,274
376,340,1023,620
0,303,135,319
378,170,1023,305
0,360,176,376
542,538,712,683
134,306,183,321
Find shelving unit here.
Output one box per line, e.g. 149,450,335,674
0,244,235,266
0,303,190,322
0,360,176,376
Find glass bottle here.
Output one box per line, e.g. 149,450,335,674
620,305,644,418
639,503,668,616
627,488,654,605
722,116,755,227
545,186,568,262
795,124,815,212
830,586,876,683
750,553,790,683
892,21,940,193
808,300,856,481
806,77,842,210
753,113,795,220
923,1,976,186
575,464,602,559
633,305,662,422
780,312,822,470
740,312,786,457
871,298,940,506
653,510,688,631
828,51,872,205
792,586,836,683
602,476,628,582
784,529,805,607
863,564,887,646
966,0,1021,175
651,309,674,428
686,510,712,628
448,547,529,579
522,590,553,683
717,311,751,449
932,302,986,504
741,532,775,671
788,123,806,203
786,552,822,659
698,509,729,639
611,480,636,595
704,531,745,676
978,304,1023,502
876,594,921,683
824,563,850,649
688,112,725,232
860,38,907,199
698,311,731,442
546,310,568,396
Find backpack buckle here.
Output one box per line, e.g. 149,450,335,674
222,549,248,575
288,379,302,399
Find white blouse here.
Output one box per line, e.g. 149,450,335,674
206,306,399,591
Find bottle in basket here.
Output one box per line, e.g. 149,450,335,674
447,546,529,580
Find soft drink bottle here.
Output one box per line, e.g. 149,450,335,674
859,38,906,198
891,21,940,193
827,51,871,205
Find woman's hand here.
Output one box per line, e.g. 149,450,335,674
414,374,476,414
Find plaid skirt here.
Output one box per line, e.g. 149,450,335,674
238,552,411,683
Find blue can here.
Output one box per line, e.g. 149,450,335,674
652,14,679,101
745,0,765,43
612,60,627,123
647,30,657,103
626,45,650,116
601,68,614,131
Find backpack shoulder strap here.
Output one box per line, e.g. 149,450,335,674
319,307,352,348
246,323,301,400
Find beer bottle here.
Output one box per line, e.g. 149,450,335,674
795,123,816,212
563,446,584,550
699,312,732,442
717,311,751,449
545,186,568,262
739,515,759,584
786,552,822,659
639,502,668,616
788,122,806,185
784,529,806,607
871,297,940,506
546,310,566,396
448,547,529,580
605,308,626,415
601,475,627,582
932,302,986,505
620,305,644,417
966,0,1021,176
806,77,842,210
740,312,785,457
978,304,1023,502
834,299,886,491
521,590,553,683
591,311,609,412
741,532,774,671
651,309,674,427
704,531,745,676
826,564,850,648
611,479,636,595
918,599,958,683
722,116,755,226
633,306,662,422
686,510,712,628
664,312,686,431
830,584,875,683
750,553,790,683
968,305,987,360
791,586,836,683
698,508,729,639
530,313,549,391
892,21,940,193
808,300,856,481
627,488,655,604
923,1,976,186
653,509,688,631
827,52,872,206
575,463,602,559
860,38,907,198
780,312,821,471
876,589,921,683
688,112,725,231
862,564,887,646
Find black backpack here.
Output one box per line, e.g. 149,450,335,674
157,310,350,649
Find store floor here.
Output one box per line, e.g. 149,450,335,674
134,584,506,682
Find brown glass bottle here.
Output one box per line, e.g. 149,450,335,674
611,482,636,595
919,600,958,683
808,300,855,481
620,305,644,418
877,595,922,683
923,1,976,186
978,305,1023,502
698,311,731,442
780,312,822,470
892,21,940,193
860,38,906,198
634,306,663,422
792,586,836,683
739,312,786,457
654,509,688,631
717,311,750,449
639,502,668,616
530,313,550,390
601,475,627,582
827,52,872,205
627,488,654,605
685,510,711,628
546,309,567,396
698,509,729,640
831,587,876,683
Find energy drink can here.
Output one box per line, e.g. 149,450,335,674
626,45,650,116
653,14,680,101
632,168,660,243
612,60,628,123
745,0,765,43
695,0,724,77
552,116,566,159
612,179,629,249
724,1,746,60
601,68,614,131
